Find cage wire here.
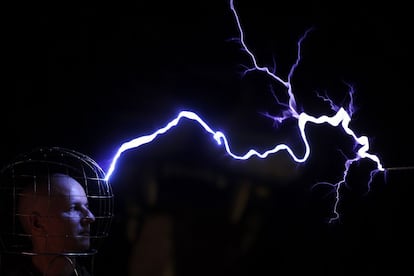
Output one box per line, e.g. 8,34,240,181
0,147,114,259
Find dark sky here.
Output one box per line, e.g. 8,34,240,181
2,1,413,274
2,0,412,167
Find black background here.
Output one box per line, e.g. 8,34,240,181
2,0,413,275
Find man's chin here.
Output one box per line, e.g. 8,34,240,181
64,239,91,253
76,241,91,252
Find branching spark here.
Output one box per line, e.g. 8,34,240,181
104,0,385,223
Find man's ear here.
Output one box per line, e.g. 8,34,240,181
28,212,46,234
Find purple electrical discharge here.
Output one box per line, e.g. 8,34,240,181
103,0,384,223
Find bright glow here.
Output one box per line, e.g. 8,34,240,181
103,0,384,223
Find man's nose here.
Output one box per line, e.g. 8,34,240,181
81,208,96,224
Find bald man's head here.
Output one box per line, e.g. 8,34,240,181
18,173,95,254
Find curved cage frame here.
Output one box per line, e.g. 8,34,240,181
0,147,114,256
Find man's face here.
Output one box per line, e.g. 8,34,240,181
37,174,95,253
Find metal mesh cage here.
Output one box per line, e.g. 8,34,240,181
0,147,114,256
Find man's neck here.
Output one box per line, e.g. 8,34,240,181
32,254,79,276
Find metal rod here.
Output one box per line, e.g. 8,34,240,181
385,166,414,171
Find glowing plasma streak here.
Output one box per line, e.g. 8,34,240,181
104,0,384,222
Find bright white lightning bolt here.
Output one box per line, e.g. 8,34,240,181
104,0,384,223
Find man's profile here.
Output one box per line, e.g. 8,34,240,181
17,173,96,275
0,147,114,276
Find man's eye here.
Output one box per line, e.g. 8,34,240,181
71,204,88,211
69,205,79,211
